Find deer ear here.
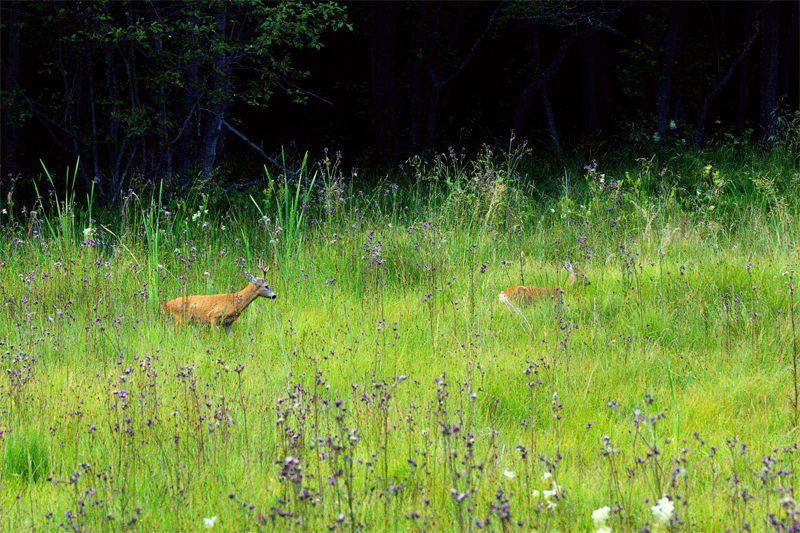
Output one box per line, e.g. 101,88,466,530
244,272,258,284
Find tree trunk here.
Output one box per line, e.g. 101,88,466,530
593,33,615,136
146,0,172,183
87,48,105,200
175,4,201,193
758,0,779,146
422,3,498,155
512,30,574,139
419,3,443,156
2,1,21,194
580,36,599,137
408,3,435,156
655,1,688,147
735,1,755,139
777,2,798,107
532,23,561,153
121,1,142,192
541,88,561,153
370,1,398,165
694,4,763,149
101,3,124,202
199,1,228,183
511,6,624,139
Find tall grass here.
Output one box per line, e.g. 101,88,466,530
1,136,799,531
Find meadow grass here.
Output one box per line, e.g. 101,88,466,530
1,138,800,532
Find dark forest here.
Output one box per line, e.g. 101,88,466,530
1,1,798,204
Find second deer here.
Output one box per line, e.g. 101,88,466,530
498,262,590,307
162,260,277,334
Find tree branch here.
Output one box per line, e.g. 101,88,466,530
221,119,317,192
511,3,628,136
222,119,295,176
693,3,765,149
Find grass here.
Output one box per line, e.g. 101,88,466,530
1,133,799,531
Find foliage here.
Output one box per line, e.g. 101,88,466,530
2,433,49,483
251,153,317,277
5,1,349,203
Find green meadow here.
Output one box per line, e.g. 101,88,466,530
2,136,800,531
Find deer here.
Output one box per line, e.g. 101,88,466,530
498,262,590,307
162,260,277,334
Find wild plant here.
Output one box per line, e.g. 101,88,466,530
252,154,317,282
2,143,800,531
33,160,81,251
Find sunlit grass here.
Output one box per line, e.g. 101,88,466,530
1,141,799,531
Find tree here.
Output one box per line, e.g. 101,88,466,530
1,1,22,198
654,1,688,147
370,1,399,165
400,2,501,158
505,1,627,150
776,2,799,108
758,0,779,146
5,0,349,203
694,2,764,149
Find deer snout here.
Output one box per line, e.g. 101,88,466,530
262,286,277,299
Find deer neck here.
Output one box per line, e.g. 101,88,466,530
232,283,260,311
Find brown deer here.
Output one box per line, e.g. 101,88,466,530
498,262,590,306
162,260,277,334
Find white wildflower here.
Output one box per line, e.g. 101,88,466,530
779,496,797,510
592,506,611,524
83,226,96,240
651,496,674,525
592,505,612,532
536,472,561,511
503,469,515,480
202,516,218,529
